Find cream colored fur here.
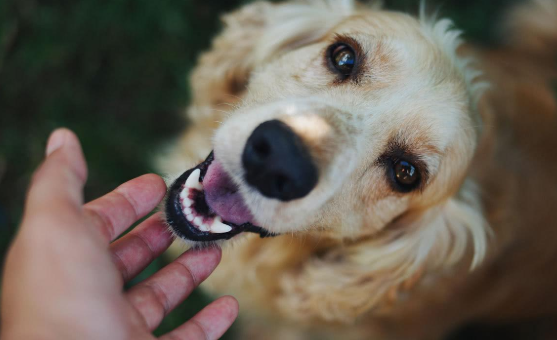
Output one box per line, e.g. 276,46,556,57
158,0,557,338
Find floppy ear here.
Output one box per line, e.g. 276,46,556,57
188,0,361,123
276,180,490,323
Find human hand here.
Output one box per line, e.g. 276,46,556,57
1,129,238,340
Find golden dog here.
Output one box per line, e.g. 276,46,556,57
158,0,557,338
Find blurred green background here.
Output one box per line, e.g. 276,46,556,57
0,0,524,338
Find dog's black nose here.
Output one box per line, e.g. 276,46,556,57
242,120,318,201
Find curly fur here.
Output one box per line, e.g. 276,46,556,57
158,0,557,339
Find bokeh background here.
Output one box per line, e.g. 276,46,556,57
0,0,538,338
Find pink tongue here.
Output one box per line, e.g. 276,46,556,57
203,161,255,225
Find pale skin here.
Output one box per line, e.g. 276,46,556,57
0,128,238,340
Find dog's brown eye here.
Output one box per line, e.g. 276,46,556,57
330,44,356,76
394,160,419,190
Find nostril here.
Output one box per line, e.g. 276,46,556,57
273,174,288,194
253,138,271,159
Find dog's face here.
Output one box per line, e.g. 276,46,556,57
166,6,483,248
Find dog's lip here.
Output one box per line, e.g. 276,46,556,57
165,152,276,242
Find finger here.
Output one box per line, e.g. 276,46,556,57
24,129,88,223
84,174,167,242
126,247,221,331
159,296,239,340
110,213,174,282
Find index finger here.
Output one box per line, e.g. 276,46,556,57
84,174,167,242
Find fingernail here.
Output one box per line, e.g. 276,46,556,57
46,129,68,156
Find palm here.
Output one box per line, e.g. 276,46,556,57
82,174,236,339
1,130,237,340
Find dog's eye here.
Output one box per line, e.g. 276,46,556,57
330,44,356,76
393,160,420,191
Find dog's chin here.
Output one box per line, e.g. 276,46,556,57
165,152,276,243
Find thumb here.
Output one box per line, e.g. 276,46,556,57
24,129,88,217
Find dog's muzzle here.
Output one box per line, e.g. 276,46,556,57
165,119,319,242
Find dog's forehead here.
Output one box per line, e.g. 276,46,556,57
328,11,423,37
325,13,466,83
244,8,474,165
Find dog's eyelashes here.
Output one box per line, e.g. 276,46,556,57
393,160,420,191
329,44,356,77
377,143,426,193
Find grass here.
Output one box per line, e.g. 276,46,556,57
0,0,523,338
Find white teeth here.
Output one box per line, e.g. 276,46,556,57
185,169,203,190
211,219,232,233
180,179,231,234
185,212,231,234
194,217,203,226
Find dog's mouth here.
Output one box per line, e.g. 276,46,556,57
166,152,275,242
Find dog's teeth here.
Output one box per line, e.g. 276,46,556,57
194,216,203,226
179,189,188,199
186,214,194,222
184,207,193,215
199,224,210,232
183,198,193,207
211,219,232,233
185,169,203,190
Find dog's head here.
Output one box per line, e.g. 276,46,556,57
166,0,489,275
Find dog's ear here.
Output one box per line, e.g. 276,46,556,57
277,181,490,323
188,0,362,122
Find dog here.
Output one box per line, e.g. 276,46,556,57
157,0,557,338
